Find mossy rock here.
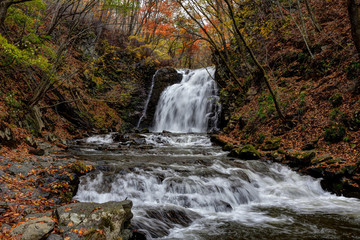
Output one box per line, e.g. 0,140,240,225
311,154,333,165
286,150,316,168
329,93,343,108
222,143,234,151
261,138,281,151
230,144,261,160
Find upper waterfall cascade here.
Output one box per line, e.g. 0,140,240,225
152,68,220,133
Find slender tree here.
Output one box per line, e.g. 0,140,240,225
348,0,360,56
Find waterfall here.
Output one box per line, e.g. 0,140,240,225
152,67,220,133
136,70,159,129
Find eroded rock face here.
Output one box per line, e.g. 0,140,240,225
11,216,55,240
139,67,182,128
56,200,133,240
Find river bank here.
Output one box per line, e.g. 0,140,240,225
0,137,138,240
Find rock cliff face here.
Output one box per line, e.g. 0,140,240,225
139,67,182,128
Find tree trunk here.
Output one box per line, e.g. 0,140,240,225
348,0,360,55
223,0,287,123
0,1,10,33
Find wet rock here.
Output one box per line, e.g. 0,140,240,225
11,216,55,240
133,138,146,145
261,138,281,151
214,200,233,212
229,144,261,160
306,166,325,178
56,200,133,240
285,150,316,169
134,206,199,238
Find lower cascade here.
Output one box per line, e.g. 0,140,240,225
73,134,360,240
152,67,220,133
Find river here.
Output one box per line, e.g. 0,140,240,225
73,68,360,239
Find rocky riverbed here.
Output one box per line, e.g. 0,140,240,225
211,134,360,199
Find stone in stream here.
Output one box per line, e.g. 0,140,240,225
133,206,200,238
56,200,133,240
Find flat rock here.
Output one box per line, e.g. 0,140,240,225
11,216,55,240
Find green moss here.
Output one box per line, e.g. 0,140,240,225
222,143,234,151
100,216,114,231
230,144,261,160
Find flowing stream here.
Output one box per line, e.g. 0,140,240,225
73,68,360,239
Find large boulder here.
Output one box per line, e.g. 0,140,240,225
56,200,133,240
139,67,182,128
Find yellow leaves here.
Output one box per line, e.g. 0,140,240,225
93,76,103,85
